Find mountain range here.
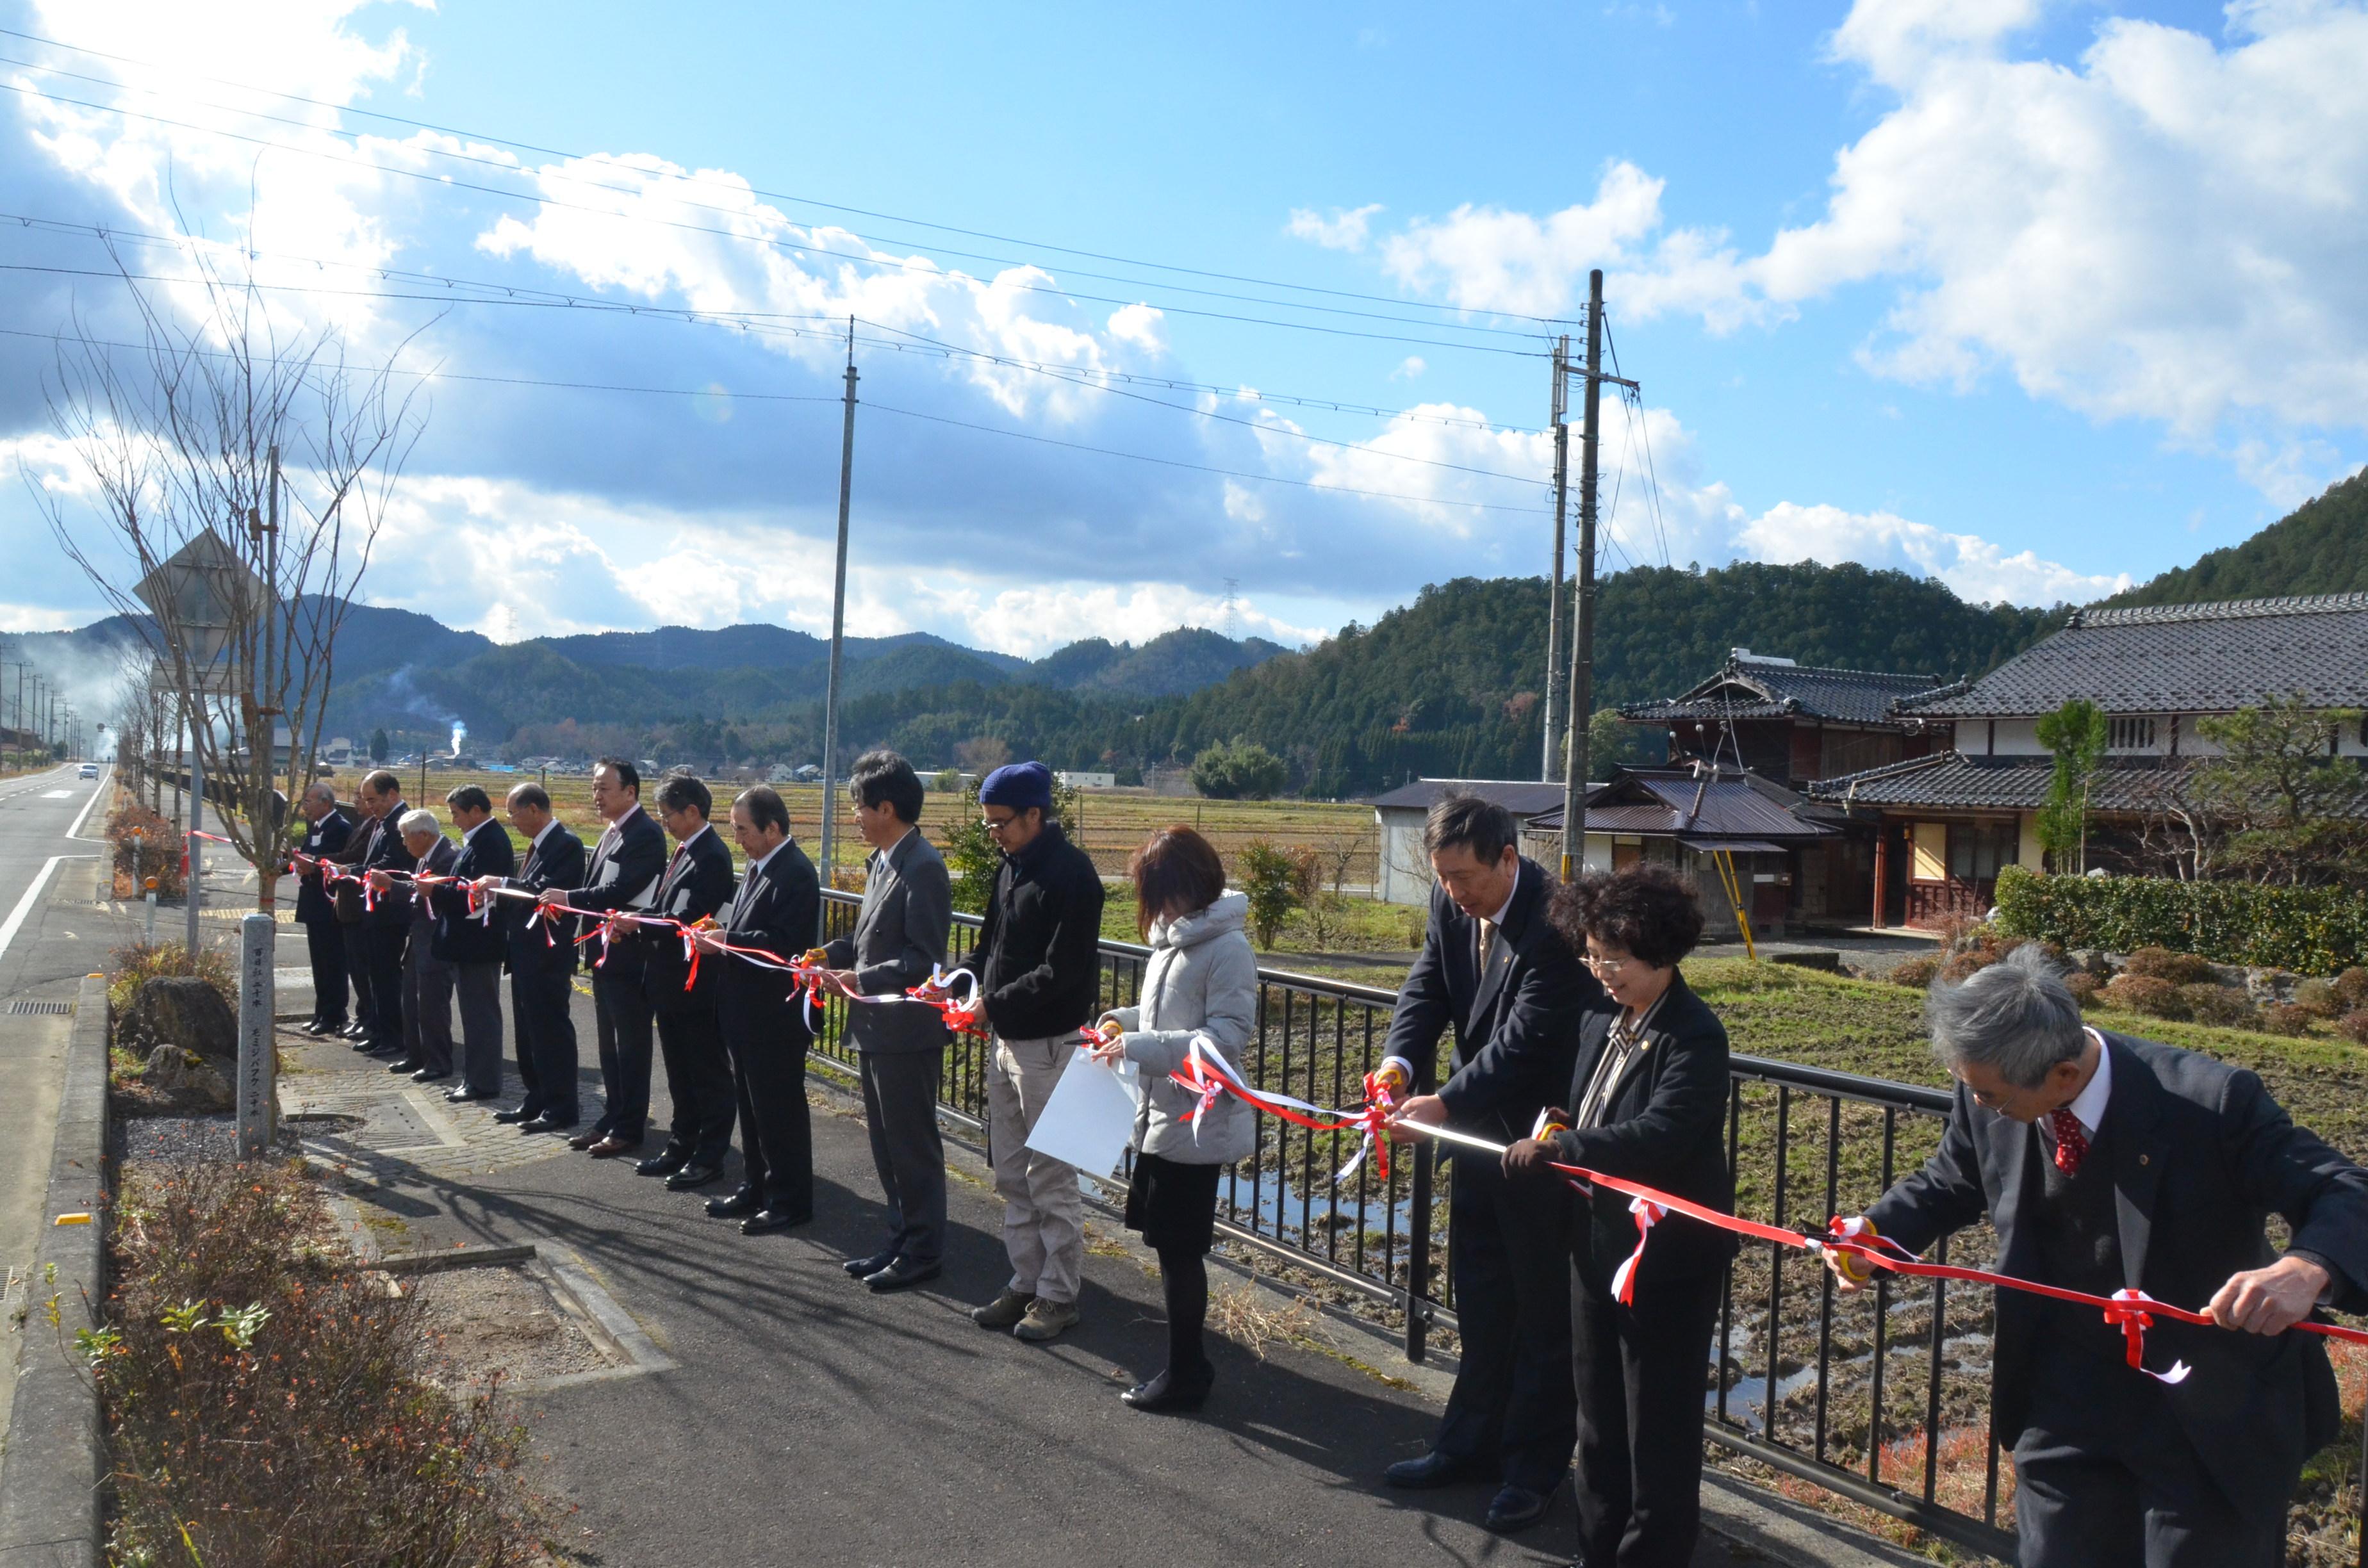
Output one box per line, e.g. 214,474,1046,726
17,469,2363,793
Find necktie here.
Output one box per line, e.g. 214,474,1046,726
1477,918,1497,974
2048,1107,2090,1177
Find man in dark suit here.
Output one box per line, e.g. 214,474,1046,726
390,811,458,1080
428,786,515,1106
695,785,819,1234
821,751,955,1291
623,772,737,1191
356,769,418,1055
483,782,586,1120
547,758,665,1156
328,780,382,1042
290,781,353,1035
1831,944,2368,1567
1382,794,1599,1533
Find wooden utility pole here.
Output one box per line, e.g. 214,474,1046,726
1559,273,1606,881
1542,333,1570,781
816,319,858,936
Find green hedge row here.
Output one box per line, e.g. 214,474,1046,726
1992,865,2368,976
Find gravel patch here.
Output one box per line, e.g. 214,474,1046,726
111,1112,301,1169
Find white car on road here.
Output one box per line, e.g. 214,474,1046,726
78,763,97,779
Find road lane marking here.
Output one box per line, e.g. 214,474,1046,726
40,790,70,799
0,856,69,970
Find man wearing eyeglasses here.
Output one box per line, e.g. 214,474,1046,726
1379,793,1599,1534
923,760,1104,1344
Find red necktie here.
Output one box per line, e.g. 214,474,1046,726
2049,1108,2089,1177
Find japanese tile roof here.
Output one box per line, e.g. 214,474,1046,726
1895,594,2368,718
1529,767,1839,841
1805,752,2195,813
1620,654,1946,726
1365,778,1576,816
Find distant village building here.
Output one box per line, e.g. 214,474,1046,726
1056,770,1117,790
1365,779,1573,905
1810,594,2368,928
1618,648,1948,788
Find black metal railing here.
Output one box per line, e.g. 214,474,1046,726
809,891,2358,1564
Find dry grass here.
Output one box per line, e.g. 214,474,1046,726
1206,1270,1318,1360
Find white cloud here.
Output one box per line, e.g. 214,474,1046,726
1734,501,2130,606
1285,204,1383,252
1105,302,1167,354
1391,356,1424,380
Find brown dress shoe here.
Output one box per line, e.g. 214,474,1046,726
588,1134,642,1159
566,1129,603,1150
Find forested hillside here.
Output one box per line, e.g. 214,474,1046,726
2106,471,2368,607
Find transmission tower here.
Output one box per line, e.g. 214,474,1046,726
1221,578,1240,642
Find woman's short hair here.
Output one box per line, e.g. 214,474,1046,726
1128,826,1228,940
655,773,712,819
1549,864,1706,970
736,785,791,838
850,749,925,824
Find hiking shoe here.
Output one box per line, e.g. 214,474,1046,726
1013,1298,1079,1342
971,1288,1035,1330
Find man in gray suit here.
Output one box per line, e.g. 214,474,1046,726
820,750,954,1293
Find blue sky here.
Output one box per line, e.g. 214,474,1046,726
1,0,2362,658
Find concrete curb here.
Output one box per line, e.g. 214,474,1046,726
0,973,110,1568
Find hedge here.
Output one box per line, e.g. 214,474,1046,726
1992,865,2368,976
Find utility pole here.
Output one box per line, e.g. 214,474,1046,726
1542,333,1570,781
816,318,858,938
1560,272,1607,881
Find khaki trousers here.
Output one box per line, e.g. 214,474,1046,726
987,1034,1083,1306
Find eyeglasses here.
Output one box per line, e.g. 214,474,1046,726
1583,954,1635,975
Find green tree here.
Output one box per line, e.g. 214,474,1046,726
2035,699,2107,872
1191,739,1288,799
369,727,389,764
2192,695,2368,886
1237,838,1304,947
941,780,1000,915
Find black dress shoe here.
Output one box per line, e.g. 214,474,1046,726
1484,1482,1556,1534
864,1257,942,1293
842,1249,897,1278
1121,1365,1215,1413
446,1086,494,1103
1383,1451,1488,1489
634,1150,688,1178
386,1057,420,1074
664,1162,723,1191
492,1107,534,1125
706,1186,764,1218
341,1022,369,1040
349,1035,381,1051
741,1207,809,1235
303,1020,334,1036
518,1115,574,1134
411,1068,450,1083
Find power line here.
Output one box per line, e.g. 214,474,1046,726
0,23,1575,330
0,72,1548,359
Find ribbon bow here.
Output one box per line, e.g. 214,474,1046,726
1611,1195,1667,1306
2103,1289,2193,1385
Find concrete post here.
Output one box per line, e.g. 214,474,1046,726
237,911,275,1159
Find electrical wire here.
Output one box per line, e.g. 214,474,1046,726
1603,313,1672,568
0,74,1547,358
0,22,1577,330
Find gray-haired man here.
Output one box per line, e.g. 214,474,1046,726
1830,944,2368,1567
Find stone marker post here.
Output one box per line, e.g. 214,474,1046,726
237,911,275,1158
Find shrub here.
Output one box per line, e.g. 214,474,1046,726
2123,946,2219,986
2337,968,2368,1013
1237,839,1305,949
2258,1002,2315,1037
2294,978,2344,1019
2340,1011,2368,1047
1889,954,1941,989
104,799,186,900
1190,739,1289,801
2177,983,2257,1029
102,1164,538,1567
106,941,234,1015
1992,865,2368,975
2102,974,2189,1020
2064,971,2100,1009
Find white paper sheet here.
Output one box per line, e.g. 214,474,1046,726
1023,1047,1141,1176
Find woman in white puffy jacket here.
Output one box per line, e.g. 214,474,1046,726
1091,826,1258,1413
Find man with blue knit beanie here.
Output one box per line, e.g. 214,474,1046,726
957,761,1106,1342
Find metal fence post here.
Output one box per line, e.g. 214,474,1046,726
236,912,274,1159
1403,1139,1434,1362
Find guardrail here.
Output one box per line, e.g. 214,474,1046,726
812,890,2364,1564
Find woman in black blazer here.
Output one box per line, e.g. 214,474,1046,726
1505,865,1734,1568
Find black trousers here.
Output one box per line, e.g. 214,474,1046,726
363,924,408,1047
593,969,655,1141
1570,1253,1722,1567
300,916,348,1025
859,1049,947,1266
1436,1149,1577,1494
2012,1356,2279,1568
340,922,374,1028
654,1003,735,1161
509,963,577,1117
723,1001,812,1216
